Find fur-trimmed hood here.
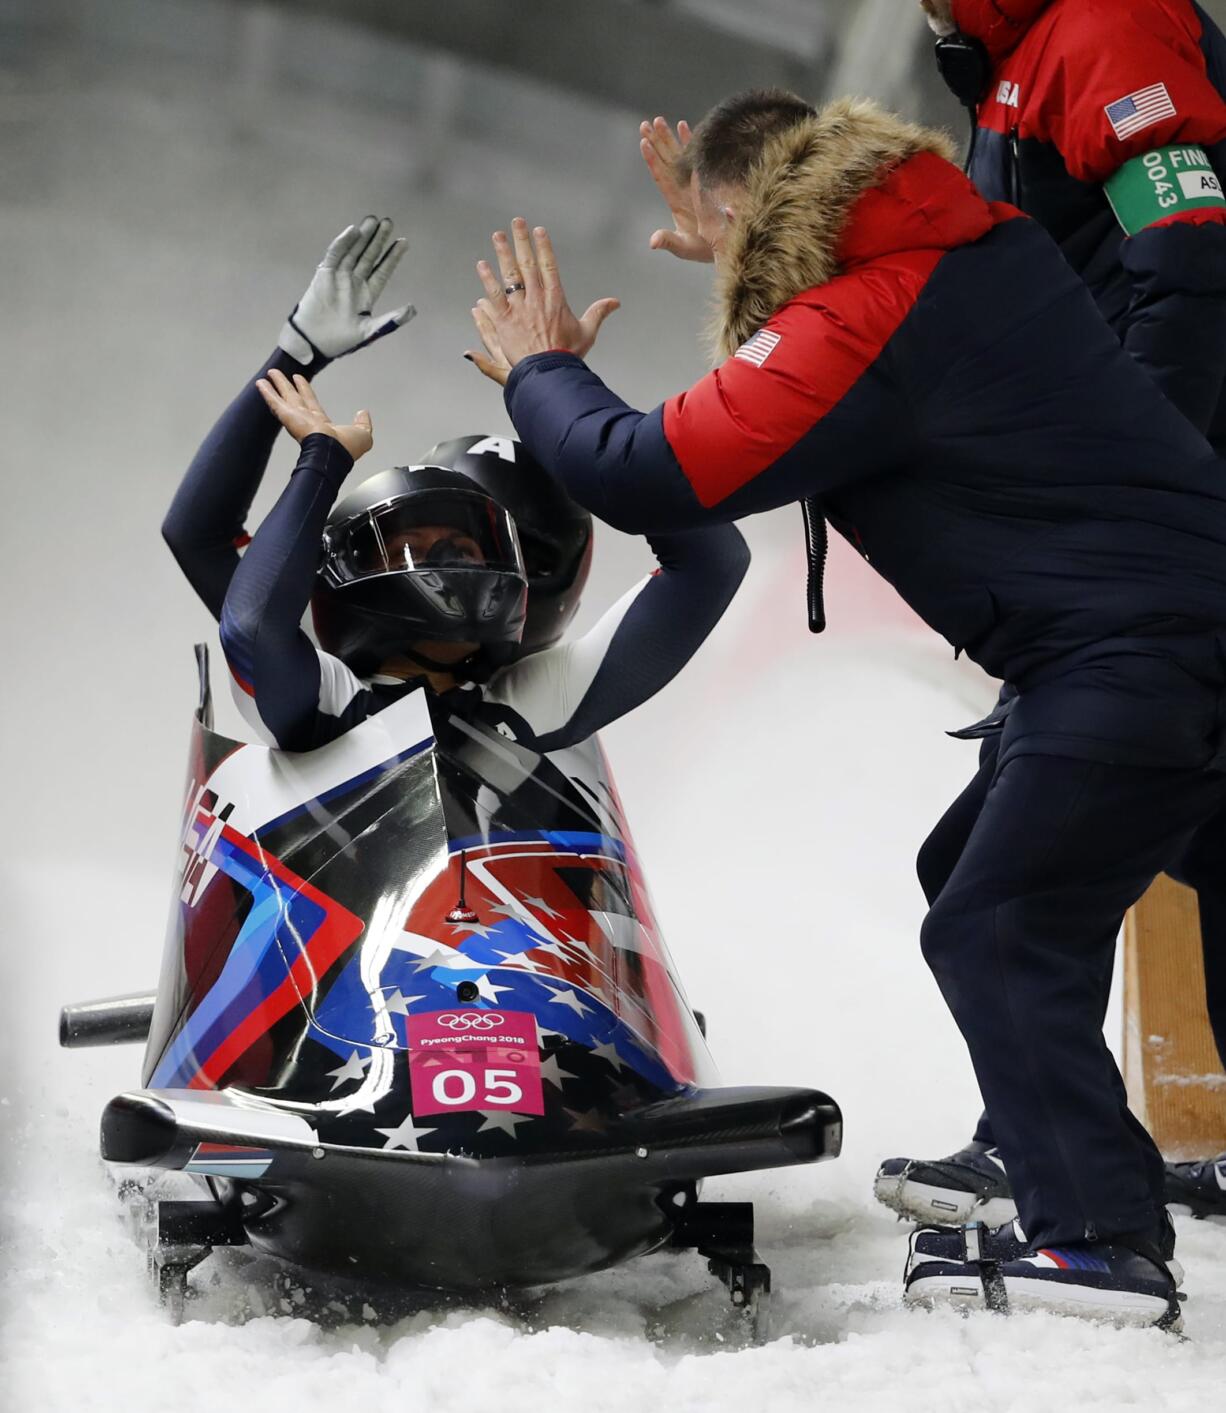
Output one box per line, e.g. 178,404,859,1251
713,99,961,357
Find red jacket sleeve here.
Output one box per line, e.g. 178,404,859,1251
1040,0,1226,187
1026,1,1226,433
662,262,930,511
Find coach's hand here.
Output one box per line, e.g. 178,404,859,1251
255,368,374,461
278,215,415,365
465,219,619,387
640,117,713,263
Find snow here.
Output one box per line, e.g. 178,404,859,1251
4,547,1225,1412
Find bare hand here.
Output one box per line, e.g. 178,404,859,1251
639,117,713,263
466,305,513,387
255,368,373,460
465,218,619,384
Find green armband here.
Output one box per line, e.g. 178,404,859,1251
1105,145,1225,235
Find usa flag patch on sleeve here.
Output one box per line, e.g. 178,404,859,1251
1105,83,1177,141
734,329,781,367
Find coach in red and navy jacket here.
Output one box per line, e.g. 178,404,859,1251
924,0,1226,449
467,93,1226,1307
901,0,1226,1223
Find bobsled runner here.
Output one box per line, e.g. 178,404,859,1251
61,647,841,1335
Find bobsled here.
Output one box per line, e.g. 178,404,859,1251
61,647,841,1334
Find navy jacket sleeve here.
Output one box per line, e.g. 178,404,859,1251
161,346,325,619
219,433,358,750
504,353,701,534
1118,221,1226,435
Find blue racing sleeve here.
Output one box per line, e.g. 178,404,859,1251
161,345,326,618
219,433,371,751
487,523,749,752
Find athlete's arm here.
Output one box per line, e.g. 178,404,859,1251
489,523,750,751
219,375,378,753
162,345,319,620
1052,3,1226,432
162,217,414,618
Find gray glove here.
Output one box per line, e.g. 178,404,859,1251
278,215,415,364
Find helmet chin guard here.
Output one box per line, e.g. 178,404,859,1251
421,435,592,658
312,465,528,676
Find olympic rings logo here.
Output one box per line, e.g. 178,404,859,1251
435,1012,505,1031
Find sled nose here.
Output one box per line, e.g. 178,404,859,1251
101,1091,182,1165
620,1084,842,1180
100,1088,320,1171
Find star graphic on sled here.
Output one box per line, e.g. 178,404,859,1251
527,936,576,964
558,932,601,966
589,1039,631,1072
564,1106,607,1135
446,920,496,939
411,947,469,974
326,1050,370,1091
383,988,426,1016
544,986,595,1018
520,893,562,919
539,1053,578,1090
492,948,546,973
476,1109,534,1138
475,975,515,1003
375,1114,438,1152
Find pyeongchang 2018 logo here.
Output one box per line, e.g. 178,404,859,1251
408,1009,536,1049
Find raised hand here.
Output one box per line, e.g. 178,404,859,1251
639,117,713,263
255,368,373,461
279,215,416,365
465,218,619,385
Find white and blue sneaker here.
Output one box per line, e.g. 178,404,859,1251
907,1217,1030,1269
1164,1152,1226,1219
874,1140,1017,1227
904,1220,1184,1330
906,1210,1177,1272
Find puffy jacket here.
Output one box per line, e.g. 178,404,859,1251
946,0,1226,446
505,100,1226,768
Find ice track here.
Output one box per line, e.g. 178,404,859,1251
4,630,1225,1412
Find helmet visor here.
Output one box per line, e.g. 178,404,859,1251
323,490,524,586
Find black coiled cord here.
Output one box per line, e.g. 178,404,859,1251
801,495,828,634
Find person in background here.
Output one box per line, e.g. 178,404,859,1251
874,0,1226,1232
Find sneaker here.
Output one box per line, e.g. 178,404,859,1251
874,1141,1017,1227
906,1210,1177,1276
1164,1153,1226,1218
906,1217,1029,1275
904,1225,1184,1330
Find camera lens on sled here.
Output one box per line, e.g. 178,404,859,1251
456,980,480,1003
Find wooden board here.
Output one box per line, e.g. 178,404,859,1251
1123,874,1226,1159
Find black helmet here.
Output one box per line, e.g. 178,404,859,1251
311,464,528,675
421,435,592,656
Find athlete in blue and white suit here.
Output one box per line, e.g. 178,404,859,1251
162,217,749,753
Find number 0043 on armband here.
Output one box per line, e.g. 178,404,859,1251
407,1009,545,1116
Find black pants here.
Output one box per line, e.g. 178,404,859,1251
917,744,1226,1245
919,740,1226,1092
